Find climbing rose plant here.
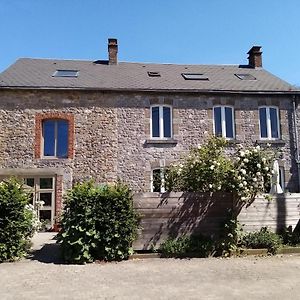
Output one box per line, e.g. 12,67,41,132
165,137,275,204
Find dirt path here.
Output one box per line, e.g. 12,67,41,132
0,234,300,299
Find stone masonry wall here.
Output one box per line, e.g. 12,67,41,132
0,89,298,194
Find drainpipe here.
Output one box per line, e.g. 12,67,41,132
292,96,300,192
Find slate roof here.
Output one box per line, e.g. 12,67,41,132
0,58,297,93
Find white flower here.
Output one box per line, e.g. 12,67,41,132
237,176,242,180
253,149,258,153
241,169,246,175
217,186,221,190
236,157,240,161
216,162,220,166
240,162,244,167
262,158,266,163
256,172,261,176
257,163,261,168
239,183,244,188
208,184,213,189
264,167,269,171
197,145,201,149
253,178,257,182
243,181,247,186
239,151,245,157
256,145,261,150
210,165,215,170
271,170,275,174
241,196,246,201
267,143,271,147
243,158,249,163
245,150,250,155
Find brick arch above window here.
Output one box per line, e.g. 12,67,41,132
35,112,75,159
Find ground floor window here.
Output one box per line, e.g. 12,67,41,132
151,168,165,193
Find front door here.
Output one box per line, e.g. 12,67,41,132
24,176,55,230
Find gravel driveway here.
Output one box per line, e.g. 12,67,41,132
0,234,300,300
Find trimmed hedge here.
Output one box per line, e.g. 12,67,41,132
58,181,139,263
0,178,35,262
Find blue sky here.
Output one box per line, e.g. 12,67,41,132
1,0,300,86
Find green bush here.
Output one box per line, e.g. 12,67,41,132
280,226,300,246
241,227,282,254
0,178,35,262
159,234,214,257
58,181,139,264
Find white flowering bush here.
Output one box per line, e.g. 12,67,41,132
165,137,233,192
230,144,274,202
165,137,274,204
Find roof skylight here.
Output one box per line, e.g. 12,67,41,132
182,73,209,80
147,71,161,77
53,70,79,78
235,73,256,80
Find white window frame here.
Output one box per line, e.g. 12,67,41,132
150,105,173,139
213,105,235,139
151,168,165,193
258,106,280,140
42,119,68,158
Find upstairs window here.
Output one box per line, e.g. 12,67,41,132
213,106,235,139
259,107,280,139
151,105,172,139
42,119,69,158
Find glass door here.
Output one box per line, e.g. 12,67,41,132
24,176,55,231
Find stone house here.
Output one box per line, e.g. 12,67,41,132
0,39,299,230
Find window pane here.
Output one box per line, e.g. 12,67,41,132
163,107,171,138
225,107,234,138
151,107,160,137
43,120,55,156
152,169,161,192
40,178,53,189
214,107,222,137
259,108,268,138
39,192,52,206
25,178,34,187
57,120,69,158
270,108,279,138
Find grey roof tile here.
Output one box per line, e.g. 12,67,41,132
0,58,297,92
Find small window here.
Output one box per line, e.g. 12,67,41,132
43,119,69,158
148,71,161,77
182,73,209,80
151,168,165,193
53,70,79,77
235,74,256,80
259,107,280,139
151,105,172,139
279,167,285,191
213,106,235,139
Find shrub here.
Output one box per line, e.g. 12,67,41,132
241,227,282,254
58,181,139,264
159,234,214,257
0,178,35,262
216,212,244,257
280,226,300,246
165,136,274,204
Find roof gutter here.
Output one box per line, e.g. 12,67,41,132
0,86,300,95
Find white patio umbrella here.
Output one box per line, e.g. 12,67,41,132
270,160,283,194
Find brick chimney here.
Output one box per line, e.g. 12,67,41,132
108,38,118,65
247,46,262,68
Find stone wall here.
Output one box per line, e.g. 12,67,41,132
0,89,297,194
